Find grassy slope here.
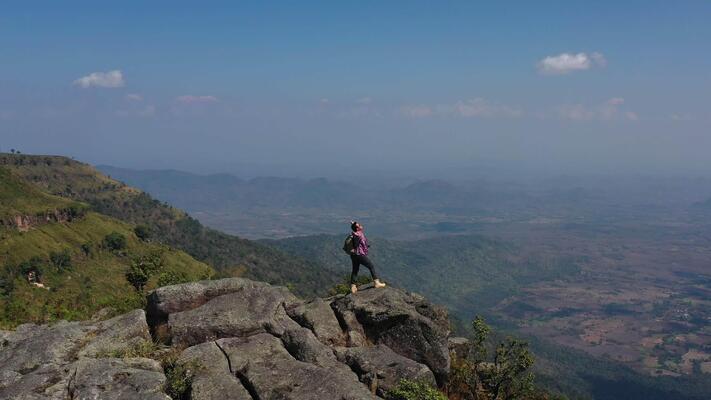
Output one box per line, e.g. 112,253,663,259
0,167,78,218
0,154,338,297
0,167,213,328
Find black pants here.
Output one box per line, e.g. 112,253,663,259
350,254,378,284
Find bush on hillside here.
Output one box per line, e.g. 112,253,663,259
19,256,44,281
134,225,151,241
104,232,127,251
157,271,190,288
80,241,93,256
387,379,447,400
49,249,72,270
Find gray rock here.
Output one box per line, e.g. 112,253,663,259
67,357,169,400
335,344,436,396
448,337,471,359
286,297,346,346
178,342,253,400
0,309,161,399
146,278,278,327
217,334,378,400
331,286,451,385
79,309,152,357
168,284,297,347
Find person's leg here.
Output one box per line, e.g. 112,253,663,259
350,255,361,285
359,255,386,288
358,255,378,280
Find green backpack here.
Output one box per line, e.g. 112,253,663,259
342,233,355,254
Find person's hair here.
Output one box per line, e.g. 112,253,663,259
350,221,358,232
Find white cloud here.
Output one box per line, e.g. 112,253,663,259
451,98,523,118
125,93,143,102
671,113,693,121
175,95,219,104
73,70,125,88
537,52,606,75
399,98,522,119
556,98,638,121
115,104,156,118
399,105,433,118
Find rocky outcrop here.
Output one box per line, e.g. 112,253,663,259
0,309,160,399
1,207,84,232
331,286,451,385
1,278,453,399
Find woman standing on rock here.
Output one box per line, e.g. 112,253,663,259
347,221,386,294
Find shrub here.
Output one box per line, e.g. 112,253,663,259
157,271,190,287
126,253,165,291
126,263,150,291
49,249,72,270
104,232,127,251
387,380,447,400
80,241,93,256
134,225,151,241
162,351,198,400
19,257,44,281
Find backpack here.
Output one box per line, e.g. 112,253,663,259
343,233,355,254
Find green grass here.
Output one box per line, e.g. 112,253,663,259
0,167,82,219
0,208,213,329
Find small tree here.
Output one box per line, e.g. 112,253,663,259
126,263,149,291
49,249,72,270
447,316,537,400
488,338,535,400
81,241,93,257
104,232,127,251
126,252,164,291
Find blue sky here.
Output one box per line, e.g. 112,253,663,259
1,1,709,176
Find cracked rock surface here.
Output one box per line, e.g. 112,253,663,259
1,278,452,399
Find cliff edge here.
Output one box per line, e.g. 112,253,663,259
0,278,453,399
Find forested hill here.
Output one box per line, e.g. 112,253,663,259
263,233,578,316
0,154,339,297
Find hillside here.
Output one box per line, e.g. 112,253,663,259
0,166,213,328
0,154,339,297
264,233,578,314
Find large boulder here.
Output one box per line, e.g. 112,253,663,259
1,278,455,398
331,286,451,385
286,297,346,346
66,357,169,400
335,344,436,396
0,310,157,399
219,334,377,400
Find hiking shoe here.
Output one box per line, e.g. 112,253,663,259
374,279,386,288
350,284,358,294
